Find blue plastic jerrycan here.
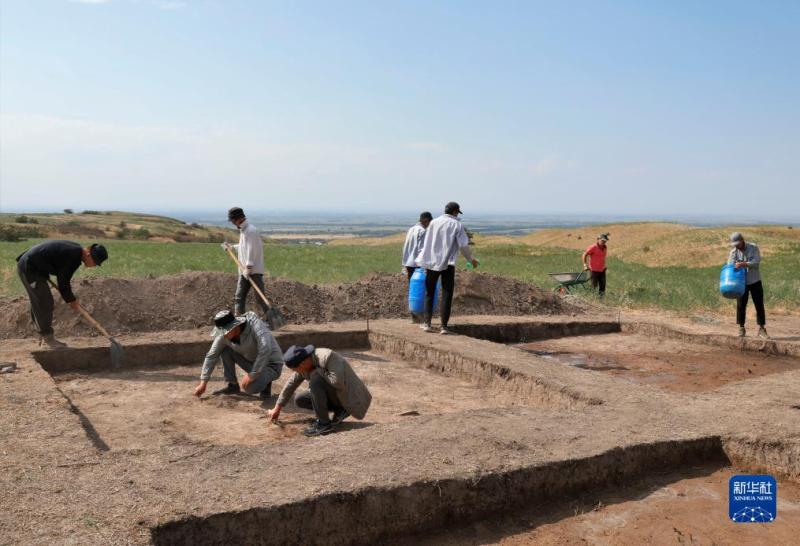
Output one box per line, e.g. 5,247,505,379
408,268,440,314
719,263,746,299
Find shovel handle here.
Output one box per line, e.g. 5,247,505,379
47,279,112,338
224,245,275,308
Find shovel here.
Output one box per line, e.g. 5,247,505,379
223,244,287,330
48,279,124,368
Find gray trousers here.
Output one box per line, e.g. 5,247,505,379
220,346,279,395
295,373,345,425
234,274,270,316
17,260,54,336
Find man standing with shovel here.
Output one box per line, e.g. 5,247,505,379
222,207,285,330
16,240,108,348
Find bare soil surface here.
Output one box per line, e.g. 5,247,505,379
516,333,800,393
2,316,799,545
394,466,800,546
55,351,523,450
0,271,571,339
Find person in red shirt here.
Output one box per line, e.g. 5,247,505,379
582,233,609,297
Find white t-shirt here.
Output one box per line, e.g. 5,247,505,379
415,214,473,271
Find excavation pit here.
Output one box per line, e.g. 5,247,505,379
390,465,800,545
514,332,800,393
54,349,525,450
4,317,799,545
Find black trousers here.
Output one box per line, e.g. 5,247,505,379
591,270,606,295
737,281,766,327
295,373,345,425
16,259,54,335
234,274,270,316
424,266,455,327
405,266,416,280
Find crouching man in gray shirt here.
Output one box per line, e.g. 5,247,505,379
194,310,284,399
268,345,372,437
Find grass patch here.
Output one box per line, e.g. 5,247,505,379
2,239,797,313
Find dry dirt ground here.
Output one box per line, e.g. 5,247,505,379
393,465,800,546
55,351,522,450
1,314,799,545
516,333,800,393
0,271,571,339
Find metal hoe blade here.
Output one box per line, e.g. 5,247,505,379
109,337,125,369
267,307,287,330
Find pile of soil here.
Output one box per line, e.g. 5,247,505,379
0,271,574,338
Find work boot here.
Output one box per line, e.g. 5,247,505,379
757,327,770,340
40,334,67,350
259,382,272,400
332,408,350,425
303,420,333,437
212,382,241,396
738,326,746,338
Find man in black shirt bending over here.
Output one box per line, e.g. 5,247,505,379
16,241,108,348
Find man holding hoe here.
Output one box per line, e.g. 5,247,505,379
223,207,271,319
16,240,108,348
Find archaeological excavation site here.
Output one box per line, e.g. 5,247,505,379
1,274,799,545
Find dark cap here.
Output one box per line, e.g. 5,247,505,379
212,309,246,336
419,211,433,221
89,244,108,266
227,207,245,221
283,344,316,368
444,202,462,215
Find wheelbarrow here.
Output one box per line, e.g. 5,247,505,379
549,269,591,295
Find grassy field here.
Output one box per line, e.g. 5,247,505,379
2,233,798,313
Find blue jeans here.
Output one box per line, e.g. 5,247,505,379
220,346,279,394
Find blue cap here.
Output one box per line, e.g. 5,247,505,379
283,344,315,368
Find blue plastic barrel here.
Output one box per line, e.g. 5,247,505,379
719,263,746,299
408,268,440,314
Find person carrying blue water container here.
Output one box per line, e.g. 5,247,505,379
728,232,769,339
415,202,479,335
402,212,433,323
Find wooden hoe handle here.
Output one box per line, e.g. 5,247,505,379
224,245,275,307
46,279,112,338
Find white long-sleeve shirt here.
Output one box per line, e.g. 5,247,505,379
415,214,474,272
402,223,427,267
233,220,265,275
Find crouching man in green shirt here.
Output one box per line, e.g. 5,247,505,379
268,345,372,437
194,310,284,399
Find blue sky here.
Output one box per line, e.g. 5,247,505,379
1,0,798,217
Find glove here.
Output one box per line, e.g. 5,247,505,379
220,242,231,251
